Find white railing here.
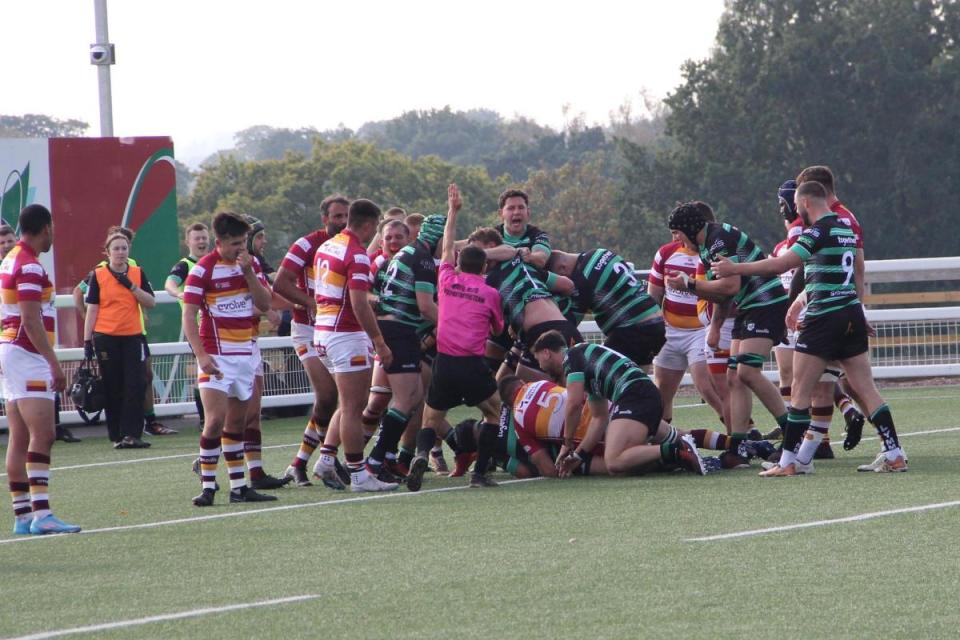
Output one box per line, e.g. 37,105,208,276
4,256,956,426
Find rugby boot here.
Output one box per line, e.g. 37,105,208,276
469,472,499,488
13,516,33,535
29,514,81,535
429,449,450,474
448,452,477,478
250,473,292,490
857,452,908,473
313,459,346,491
719,450,751,470
677,434,708,476
192,488,216,507
842,409,865,451
283,465,312,487
229,486,279,503
406,456,429,493
350,473,399,493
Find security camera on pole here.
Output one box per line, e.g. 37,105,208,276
90,0,115,137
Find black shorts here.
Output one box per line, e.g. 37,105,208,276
426,353,497,411
378,320,421,375
603,321,666,367
420,342,437,368
609,380,663,441
520,319,583,351
796,304,869,361
732,301,788,344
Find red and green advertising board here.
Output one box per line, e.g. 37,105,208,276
1,137,180,345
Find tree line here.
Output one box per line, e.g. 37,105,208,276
5,0,958,266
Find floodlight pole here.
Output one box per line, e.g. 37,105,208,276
93,0,115,137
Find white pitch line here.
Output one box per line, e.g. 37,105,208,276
0,477,543,546
0,443,299,478
685,499,960,543
3,594,320,640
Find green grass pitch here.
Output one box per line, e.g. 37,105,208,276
2,384,959,639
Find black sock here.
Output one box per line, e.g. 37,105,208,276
474,422,498,475
416,427,437,457
784,408,810,455
869,404,900,451
368,409,409,464
443,429,459,452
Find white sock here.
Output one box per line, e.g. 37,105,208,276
883,447,903,462
796,425,828,465
779,449,797,468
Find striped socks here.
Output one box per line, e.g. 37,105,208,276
26,452,51,520
222,432,246,491
243,428,264,481
9,481,31,523
199,436,220,491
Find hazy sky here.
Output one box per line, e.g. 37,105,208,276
4,1,725,165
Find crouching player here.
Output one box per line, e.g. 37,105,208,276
530,332,709,476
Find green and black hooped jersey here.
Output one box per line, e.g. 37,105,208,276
376,240,437,333
570,249,661,333
699,222,788,311
484,255,555,332
789,213,860,317
495,223,551,256
563,343,651,403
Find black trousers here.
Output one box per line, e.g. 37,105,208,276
93,333,146,442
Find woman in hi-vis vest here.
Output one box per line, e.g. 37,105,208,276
83,231,157,449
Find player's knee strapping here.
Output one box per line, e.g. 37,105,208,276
727,356,738,371
820,367,841,383
737,353,765,368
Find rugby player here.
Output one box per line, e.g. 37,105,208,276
274,195,348,487
531,332,709,477
547,248,665,370
479,189,552,373
469,229,578,381
409,184,505,490
664,202,790,467
366,214,445,482
3,205,80,534
646,233,725,423
792,166,868,451
311,199,398,492
497,376,603,477
768,179,859,460
360,220,411,443
184,212,277,506
712,181,907,474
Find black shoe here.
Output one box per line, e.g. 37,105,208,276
114,436,151,449
370,463,403,485
813,440,835,459
250,474,291,490
283,465,312,487
469,472,499,488
762,426,783,441
843,409,865,451
406,456,429,493
229,486,278,503
718,450,751,470
334,458,350,485
56,426,82,443
746,428,764,441
192,488,216,507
